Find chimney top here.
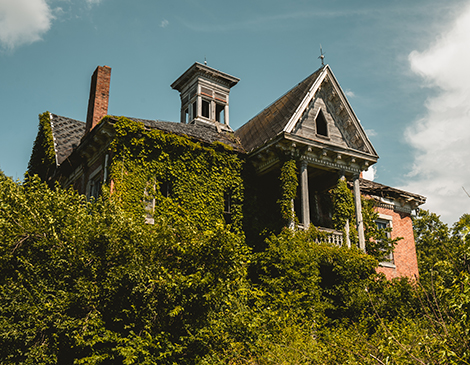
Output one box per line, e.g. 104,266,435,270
85,65,111,135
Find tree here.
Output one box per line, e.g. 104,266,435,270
0,173,249,364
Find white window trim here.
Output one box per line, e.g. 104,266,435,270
377,213,396,268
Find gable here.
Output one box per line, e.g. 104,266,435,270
235,66,325,153
235,65,378,160
285,68,377,157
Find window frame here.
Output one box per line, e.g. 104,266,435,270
376,213,396,268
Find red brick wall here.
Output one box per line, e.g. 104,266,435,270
375,206,419,280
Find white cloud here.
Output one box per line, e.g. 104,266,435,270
362,166,376,181
404,2,470,224
345,89,355,98
0,0,54,50
160,19,169,28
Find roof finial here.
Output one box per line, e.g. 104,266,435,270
204,56,207,65
318,45,325,66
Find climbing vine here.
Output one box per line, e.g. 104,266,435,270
331,178,355,230
107,116,244,232
27,112,56,181
278,159,298,224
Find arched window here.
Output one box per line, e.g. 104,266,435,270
315,110,328,137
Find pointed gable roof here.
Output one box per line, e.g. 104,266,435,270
235,65,378,162
235,66,325,153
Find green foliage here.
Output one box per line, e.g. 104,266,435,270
413,209,454,287
331,178,354,231
252,227,379,324
107,116,244,232
362,198,402,262
277,159,298,223
27,112,56,182
0,173,249,364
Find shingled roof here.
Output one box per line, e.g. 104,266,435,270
235,66,325,153
116,117,245,152
359,178,426,205
49,113,244,166
50,114,86,165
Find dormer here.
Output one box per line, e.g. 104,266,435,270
171,62,239,131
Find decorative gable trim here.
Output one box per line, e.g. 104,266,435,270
284,65,378,158
283,66,328,133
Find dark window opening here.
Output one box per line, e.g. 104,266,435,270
223,191,232,224
202,100,210,118
216,104,225,123
192,101,197,120
160,180,171,198
89,175,102,199
224,191,231,214
316,110,328,137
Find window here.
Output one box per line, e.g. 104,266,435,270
89,175,102,199
192,101,197,119
376,216,395,266
202,99,210,118
86,167,102,200
223,191,231,224
315,110,328,137
159,180,171,198
215,103,225,123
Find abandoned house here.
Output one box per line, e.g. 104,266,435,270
28,62,426,280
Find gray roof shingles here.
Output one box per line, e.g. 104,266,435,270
50,113,86,165
235,66,325,153
49,114,244,166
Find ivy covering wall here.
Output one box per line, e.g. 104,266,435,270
27,112,56,181
107,117,244,232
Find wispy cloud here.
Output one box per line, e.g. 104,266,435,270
365,129,377,137
0,0,54,50
160,19,169,28
344,89,355,98
85,0,102,6
403,2,470,224
177,8,374,33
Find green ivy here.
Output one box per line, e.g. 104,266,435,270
277,159,298,224
107,116,244,232
27,112,56,182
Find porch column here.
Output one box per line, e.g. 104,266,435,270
300,160,310,228
353,176,366,251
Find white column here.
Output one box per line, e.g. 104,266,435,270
224,104,229,126
353,176,366,251
300,160,310,228
197,96,202,118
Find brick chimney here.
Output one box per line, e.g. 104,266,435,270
85,65,111,134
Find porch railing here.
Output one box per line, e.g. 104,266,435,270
296,224,345,246
316,227,344,246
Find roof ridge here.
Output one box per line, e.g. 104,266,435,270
238,65,326,128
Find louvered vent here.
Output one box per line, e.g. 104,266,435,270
201,87,212,97
215,92,226,102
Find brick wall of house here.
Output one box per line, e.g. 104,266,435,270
375,206,419,280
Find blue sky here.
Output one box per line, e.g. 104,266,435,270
1,0,470,224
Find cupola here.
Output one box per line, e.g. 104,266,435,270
171,62,239,131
